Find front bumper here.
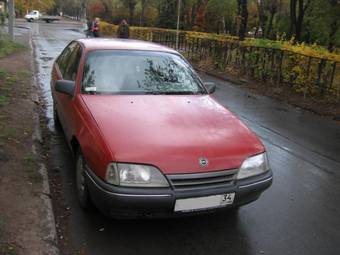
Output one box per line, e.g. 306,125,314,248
85,169,273,219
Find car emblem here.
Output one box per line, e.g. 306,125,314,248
199,157,209,167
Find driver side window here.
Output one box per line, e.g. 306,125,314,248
56,42,82,81
64,45,82,81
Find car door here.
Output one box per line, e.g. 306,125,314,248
54,42,83,141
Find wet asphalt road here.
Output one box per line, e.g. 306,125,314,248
18,20,340,255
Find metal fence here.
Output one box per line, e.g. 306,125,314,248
131,30,339,99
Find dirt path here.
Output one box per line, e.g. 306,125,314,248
0,48,57,254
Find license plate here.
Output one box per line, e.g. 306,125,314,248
174,193,235,212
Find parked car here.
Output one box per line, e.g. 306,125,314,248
25,10,60,23
51,39,273,218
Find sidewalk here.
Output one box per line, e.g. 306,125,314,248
0,27,58,255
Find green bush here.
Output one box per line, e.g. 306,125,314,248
0,38,25,58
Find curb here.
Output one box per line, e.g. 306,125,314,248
28,26,60,255
2,22,30,30
195,67,249,87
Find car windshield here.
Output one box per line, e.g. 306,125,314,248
82,50,206,95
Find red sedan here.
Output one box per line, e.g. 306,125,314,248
51,39,272,218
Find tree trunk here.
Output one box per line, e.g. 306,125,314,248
191,3,197,28
139,0,148,26
257,0,265,37
237,0,248,40
328,0,339,52
328,19,338,52
295,0,304,41
129,2,136,25
266,1,278,38
266,11,275,38
290,0,310,42
221,16,226,34
290,0,297,38
100,0,111,20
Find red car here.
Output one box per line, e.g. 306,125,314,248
51,39,272,218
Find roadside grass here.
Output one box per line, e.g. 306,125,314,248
0,70,13,107
0,216,5,233
0,243,18,255
0,218,18,255
0,95,9,106
0,126,16,139
23,154,42,183
0,69,26,107
0,217,6,248
0,38,25,58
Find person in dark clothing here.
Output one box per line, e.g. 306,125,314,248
117,19,130,39
92,18,100,38
86,19,93,38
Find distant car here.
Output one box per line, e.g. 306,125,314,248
51,39,273,218
25,10,60,23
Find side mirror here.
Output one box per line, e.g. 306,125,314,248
204,82,216,94
55,80,76,97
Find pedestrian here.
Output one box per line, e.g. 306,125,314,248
117,19,130,39
86,18,93,38
92,17,100,38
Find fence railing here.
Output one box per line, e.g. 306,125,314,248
102,24,340,99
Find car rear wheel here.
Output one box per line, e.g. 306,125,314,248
76,150,93,210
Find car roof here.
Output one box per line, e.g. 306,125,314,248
77,38,178,54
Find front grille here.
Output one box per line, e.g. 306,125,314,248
167,169,238,190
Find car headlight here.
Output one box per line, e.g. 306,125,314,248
237,153,269,180
105,163,169,187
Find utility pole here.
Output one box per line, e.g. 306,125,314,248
176,0,182,50
8,0,15,41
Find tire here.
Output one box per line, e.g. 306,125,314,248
53,102,61,129
76,150,93,210
29,18,34,22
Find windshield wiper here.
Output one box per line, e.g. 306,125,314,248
144,91,203,95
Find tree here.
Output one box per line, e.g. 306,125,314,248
237,0,248,40
121,0,137,24
157,0,177,28
139,0,148,26
15,0,55,16
46,0,338,51
265,0,279,38
206,0,230,33
257,0,265,37
290,0,312,41
87,0,105,18
327,0,340,51
54,0,85,17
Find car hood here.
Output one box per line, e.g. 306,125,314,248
82,95,264,174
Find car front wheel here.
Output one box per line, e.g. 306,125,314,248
53,102,61,129
76,150,92,210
